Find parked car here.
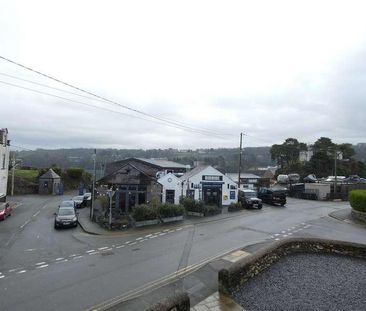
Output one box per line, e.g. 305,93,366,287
60,200,75,209
277,174,289,184
238,190,262,209
83,192,92,206
288,173,300,183
0,202,12,221
304,174,317,183
258,187,286,206
72,195,85,209
54,206,78,229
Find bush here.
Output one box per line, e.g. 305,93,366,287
132,204,158,221
228,202,243,212
157,203,184,218
349,190,366,212
203,205,221,216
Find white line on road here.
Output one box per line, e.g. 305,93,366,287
129,242,137,245
33,210,41,217
55,258,64,261
136,237,143,241
149,235,157,239
86,250,95,253
36,264,48,269
35,262,46,265
176,228,183,231
24,248,37,252
139,239,148,242
88,252,99,255
0,275,4,279
98,247,108,250
20,219,31,229
274,234,280,236
9,268,21,272
155,232,161,235
73,256,83,260
69,254,80,257
116,245,125,249
104,248,113,251
145,234,152,238
56,259,68,263
125,241,132,244
17,270,27,274
159,233,166,236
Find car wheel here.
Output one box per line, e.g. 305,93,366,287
258,205,263,209
54,223,58,229
281,203,286,206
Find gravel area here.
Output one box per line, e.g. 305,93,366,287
232,253,366,311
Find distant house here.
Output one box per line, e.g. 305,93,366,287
39,169,61,195
180,166,237,207
0,128,10,202
158,173,182,205
226,173,262,190
99,158,188,213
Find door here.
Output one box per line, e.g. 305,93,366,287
166,190,175,204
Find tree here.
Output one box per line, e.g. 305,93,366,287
270,138,307,170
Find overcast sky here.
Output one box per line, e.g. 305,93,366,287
1,0,365,150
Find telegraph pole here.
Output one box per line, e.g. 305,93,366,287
238,133,243,189
334,148,338,198
90,149,96,220
11,155,15,196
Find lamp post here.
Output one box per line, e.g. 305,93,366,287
107,189,115,230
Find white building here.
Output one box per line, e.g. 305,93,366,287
225,173,261,190
0,128,10,202
158,173,182,205
180,166,238,206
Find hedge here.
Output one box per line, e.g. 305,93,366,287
132,204,158,221
157,203,185,218
228,202,243,212
349,190,366,212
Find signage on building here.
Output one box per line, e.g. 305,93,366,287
230,191,235,200
202,175,223,181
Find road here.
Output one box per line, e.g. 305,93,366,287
0,194,358,311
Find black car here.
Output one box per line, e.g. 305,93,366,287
72,195,85,209
238,190,263,209
258,187,286,206
54,206,78,229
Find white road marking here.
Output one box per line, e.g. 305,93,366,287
149,236,157,239
55,258,64,261
9,268,21,273
116,245,125,249
139,239,148,242
88,252,99,255
159,233,166,236
281,231,286,233
36,262,46,266
69,254,79,257
155,232,161,235
176,228,183,231
145,234,152,238
73,256,83,260
17,270,27,274
98,247,108,250
129,242,137,245
274,234,280,236
20,219,31,229
33,211,41,217
0,275,4,279
104,248,113,251
24,248,37,252
168,230,175,233
56,259,68,263
86,250,95,253
36,264,48,269
136,237,143,241
125,241,132,244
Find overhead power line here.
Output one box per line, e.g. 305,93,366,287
0,79,227,138
0,55,230,137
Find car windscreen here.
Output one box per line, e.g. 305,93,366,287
60,201,74,207
244,192,256,198
58,208,75,216
73,196,83,201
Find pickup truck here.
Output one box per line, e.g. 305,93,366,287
258,187,286,206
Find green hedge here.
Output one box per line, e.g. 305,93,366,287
132,204,158,221
228,202,243,212
349,190,366,212
157,203,184,218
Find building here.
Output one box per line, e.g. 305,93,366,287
0,128,10,202
99,158,188,213
38,169,62,195
180,166,238,207
226,173,261,190
158,173,182,205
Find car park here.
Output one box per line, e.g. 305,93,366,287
258,187,287,206
0,202,12,221
238,190,262,209
54,206,78,229
72,195,85,208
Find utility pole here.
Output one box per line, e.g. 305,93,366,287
334,148,338,199
238,133,243,190
90,149,96,221
11,155,15,196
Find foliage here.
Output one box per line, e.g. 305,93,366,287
157,203,184,218
228,201,243,212
270,138,307,169
349,190,366,212
14,169,39,180
65,167,83,179
150,196,161,209
181,197,204,213
132,204,158,221
203,205,221,216
99,196,109,210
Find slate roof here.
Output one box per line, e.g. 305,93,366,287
180,166,210,181
39,168,61,179
135,158,187,169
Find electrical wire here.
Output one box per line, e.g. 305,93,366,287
0,79,227,138
0,55,230,137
